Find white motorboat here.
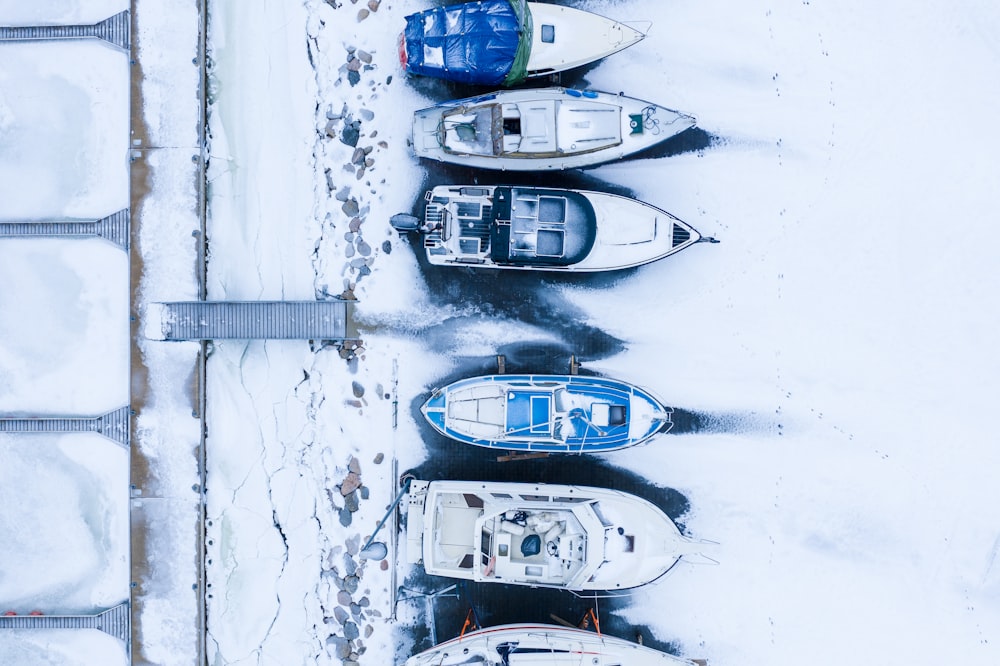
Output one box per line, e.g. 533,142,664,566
401,1,646,86
412,87,695,171
406,623,699,666
405,480,696,591
391,185,704,273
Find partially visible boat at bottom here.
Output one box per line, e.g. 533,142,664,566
405,623,699,666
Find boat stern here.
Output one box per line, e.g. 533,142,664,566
411,107,446,160
404,480,430,564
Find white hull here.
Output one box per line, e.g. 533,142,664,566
525,3,646,78
405,480,692,591
406,623,697,666
414,185,701,273
412,87,695,171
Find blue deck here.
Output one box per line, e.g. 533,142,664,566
423,374,669,453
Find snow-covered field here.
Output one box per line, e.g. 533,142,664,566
2,0,999,665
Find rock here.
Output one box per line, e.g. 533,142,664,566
357,9,369,21
350,602,362,616
344,231,355,242
351,147,366,164
342,199,360,216
373,452,384,464
349,217,362,232
379,559,388,571
344,490,360,512
367,0,380,13
339,506,353,527
335,187,351,202
355,166,366,180
359,486,370,500
343,621,360,640
348,70,361,86
341,471,362,495
386,75,393,85
345,243,355,258
357,240,371,256
365,624,374,638
381,240,392,254
336,641,353,660
346,58,361,72
360,108,374,121
358,265,372,277
334,606,349,624
325,118,339,138
363,145,373,154
349,455,362,472
378,141,388,149
344,575,360,594
358,596,370,608
340,119,361,146
346,535,360,556
337,589,353,606
364,157,374,168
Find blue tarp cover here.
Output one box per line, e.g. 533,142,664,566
403,0,531,86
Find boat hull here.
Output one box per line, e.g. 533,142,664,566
406,623,697,666
412,87,695,171
407,185,702,273
421,374,672,453
525,3,645,78
406,480,689,591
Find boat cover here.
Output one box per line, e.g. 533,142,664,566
403,0,533,86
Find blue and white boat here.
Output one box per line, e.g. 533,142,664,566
421,374,672,453
400,1,645,86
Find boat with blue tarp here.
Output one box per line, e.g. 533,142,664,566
400,1,645,86
421,374,672,453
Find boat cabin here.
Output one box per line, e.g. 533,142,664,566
439,98,623,158
424,187,597,267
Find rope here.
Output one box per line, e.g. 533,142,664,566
641,105,661,136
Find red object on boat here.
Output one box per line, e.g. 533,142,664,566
2,611,16,616
398,32,407,67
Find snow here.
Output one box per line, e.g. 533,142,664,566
0,238,129,414
0,433,128,612
2,0,999,665
0,41,128,220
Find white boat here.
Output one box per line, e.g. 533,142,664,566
406,623,699,666
405,480,696,591
412,87,695,171
391,186,704,273
401,1,646,86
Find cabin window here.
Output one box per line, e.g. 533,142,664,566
591,503,613,527
519,494,549,502
480,529,493,561
491,493,513,499
541,25,555,43
464,493,485,508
